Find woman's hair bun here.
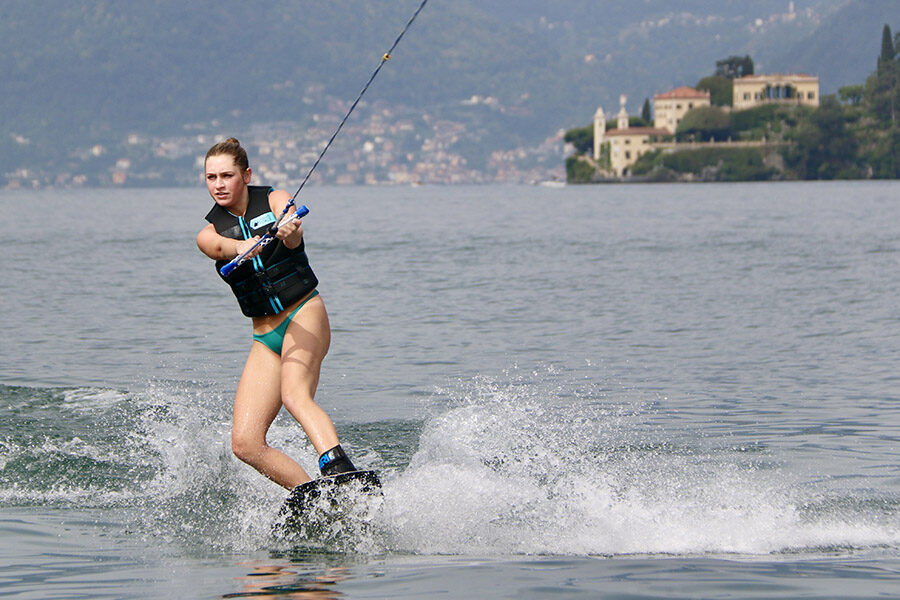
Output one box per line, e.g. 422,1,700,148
205,137,249,170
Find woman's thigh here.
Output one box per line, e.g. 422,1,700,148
281,295,331,397
233,342,284,442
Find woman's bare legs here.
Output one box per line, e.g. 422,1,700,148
230,294,340,491
231,342,313,490
279,295,340,454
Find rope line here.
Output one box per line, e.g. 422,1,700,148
220,0,429,277
285,0,429,210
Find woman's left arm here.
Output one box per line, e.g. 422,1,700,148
268,189,304,249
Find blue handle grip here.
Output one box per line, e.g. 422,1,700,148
219,205,310,278
220,260,239,278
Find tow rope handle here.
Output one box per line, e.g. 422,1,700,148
219,205,310,277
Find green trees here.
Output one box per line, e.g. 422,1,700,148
641,98,652,123
563,125,593,155
855,23,900,175
838,84,865,106
866,24,899,123
783,96,862,179
715,55,754,79
730,104,808,139
880,24,896,64
695,55,754,107
868,127,900,178
765,23,900,180
696,75,733,106
565,156,598,183
563,124,603,183
676,106,732,141
630,147,776,182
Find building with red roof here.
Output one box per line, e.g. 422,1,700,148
593,95,671,176
653,86,711,134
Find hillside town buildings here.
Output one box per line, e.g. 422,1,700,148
6,99,568,188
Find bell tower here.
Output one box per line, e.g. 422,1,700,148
617,94,629,130
593,106,606,160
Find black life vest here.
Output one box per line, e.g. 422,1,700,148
205,185,318,318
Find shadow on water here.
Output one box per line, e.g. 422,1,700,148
224,554,355,599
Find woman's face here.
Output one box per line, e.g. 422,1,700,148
205,153,251,209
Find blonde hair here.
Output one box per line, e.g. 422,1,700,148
205,137,249,171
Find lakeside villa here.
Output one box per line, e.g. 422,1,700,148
593,74,820,177
732,73,820,110
593,96,669,178
654,86,711,134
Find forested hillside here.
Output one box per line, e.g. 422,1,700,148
2,0,897,186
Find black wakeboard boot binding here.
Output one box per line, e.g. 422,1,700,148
318,444,357,477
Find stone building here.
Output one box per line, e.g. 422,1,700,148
594,95,670,177
653,86,711,134
732,74,819,110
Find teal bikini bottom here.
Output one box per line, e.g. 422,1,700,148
252,290,319,355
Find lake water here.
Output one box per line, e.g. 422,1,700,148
1,181,900,598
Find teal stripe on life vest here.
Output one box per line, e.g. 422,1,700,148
238,215,283,314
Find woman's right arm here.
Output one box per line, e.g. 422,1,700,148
196,223,259,261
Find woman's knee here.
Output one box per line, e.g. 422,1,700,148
281,389,317,415
232,430,266,466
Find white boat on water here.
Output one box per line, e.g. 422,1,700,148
537,179,566,188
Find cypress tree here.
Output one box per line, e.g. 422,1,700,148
879,24,895,67
641,98,652,123
874,24,898,122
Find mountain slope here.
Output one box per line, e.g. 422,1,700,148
0,0,893,182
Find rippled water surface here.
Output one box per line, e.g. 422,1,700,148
1,181,899,598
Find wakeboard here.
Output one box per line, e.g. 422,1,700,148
274,470,383,541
